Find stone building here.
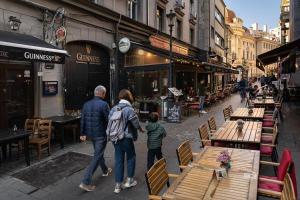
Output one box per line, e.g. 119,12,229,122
225,8,280,78
280,0,290,44
1,0,219,128
198,0,226,62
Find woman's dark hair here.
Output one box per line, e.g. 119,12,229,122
149,112,159,122
118,89,134,103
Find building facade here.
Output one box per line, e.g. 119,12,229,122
280,0,290,44
198,0,226,62
289,0,300,40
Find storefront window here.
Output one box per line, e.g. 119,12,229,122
215,74,224,91
125,48,169,67
176,72,196,96
127,70,168,100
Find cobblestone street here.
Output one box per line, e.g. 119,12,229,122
1,94,299,200
0,94,243,200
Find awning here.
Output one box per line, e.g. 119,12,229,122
257,37,300,66
202,62,239,74
0,30,69,64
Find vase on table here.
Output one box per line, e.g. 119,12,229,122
220,161,231,170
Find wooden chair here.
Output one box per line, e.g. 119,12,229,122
176,141,198,171
198,124,212,147
258,174,296,200
207,116,217,134
227,105,233,114
9,119,38,158
223,107,231,121
25,119,38,134
145,158,178,200
29,120,52,160
260,125,279,162
258,149,292,198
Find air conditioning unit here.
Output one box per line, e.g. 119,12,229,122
175,0,185,9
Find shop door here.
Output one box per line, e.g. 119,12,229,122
0,64,34,129
65,42,110,110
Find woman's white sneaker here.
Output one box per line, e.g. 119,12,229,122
123,178,137,188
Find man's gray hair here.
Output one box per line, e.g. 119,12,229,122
94,85,106,96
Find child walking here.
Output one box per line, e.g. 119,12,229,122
145,112,167,170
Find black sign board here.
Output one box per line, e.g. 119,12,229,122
0,46,65,64
43,81,58,96
167,101,181,123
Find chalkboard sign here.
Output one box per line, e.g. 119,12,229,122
167,101,181,123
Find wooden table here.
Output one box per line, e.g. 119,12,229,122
230,108,265,121
253,99,275,108
46,115,81,149
0,129,30,166
194,146,260,173
162,147,260,200
211,121,262,149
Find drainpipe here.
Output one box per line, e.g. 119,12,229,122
112,14,122,105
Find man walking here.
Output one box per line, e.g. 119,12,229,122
79,85,112,192
198,80,207,114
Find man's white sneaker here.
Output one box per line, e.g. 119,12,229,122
201,111,207,114
123,178,137,188
102,168,112,177
79,183,96,192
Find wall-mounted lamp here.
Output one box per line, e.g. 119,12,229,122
8,16,21,31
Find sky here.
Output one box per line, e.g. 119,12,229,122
224,0,281,30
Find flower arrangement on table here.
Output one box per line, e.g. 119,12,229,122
236,119,245,133
216,150,231,170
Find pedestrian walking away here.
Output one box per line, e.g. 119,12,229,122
145,112,166,170
198,80,207,114
79,85,112,192
108,89,144,194
238,78,247,103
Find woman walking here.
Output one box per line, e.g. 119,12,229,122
108,89,144,194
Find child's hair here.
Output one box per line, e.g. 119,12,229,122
149,112,159,122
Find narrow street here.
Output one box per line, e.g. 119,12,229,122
0,94,243,200
1,94,299,200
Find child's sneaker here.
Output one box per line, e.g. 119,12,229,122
102,168,112,177
123,177,137,188
114,183,123,194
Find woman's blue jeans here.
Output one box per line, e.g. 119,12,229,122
113,138,136,183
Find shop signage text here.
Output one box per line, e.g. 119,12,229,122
0,51,8,58
149,36,188,56
75,44,101,64
24,52,62,62
76,53,101,64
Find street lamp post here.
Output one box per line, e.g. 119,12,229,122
166,10,176,97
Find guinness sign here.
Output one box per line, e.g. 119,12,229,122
76,44,101,64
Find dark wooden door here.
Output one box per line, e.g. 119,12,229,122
0,64,34,129
64,42,110,110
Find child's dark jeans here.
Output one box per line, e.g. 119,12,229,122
147,147,162,170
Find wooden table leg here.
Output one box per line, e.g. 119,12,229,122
24,136,30,166
60,125,65,149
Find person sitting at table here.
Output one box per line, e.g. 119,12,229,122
249,85,259,100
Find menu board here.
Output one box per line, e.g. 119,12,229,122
168,87,183,97
167,101,181,123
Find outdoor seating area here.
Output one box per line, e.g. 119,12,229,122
0,112,81,165
145,93,298,200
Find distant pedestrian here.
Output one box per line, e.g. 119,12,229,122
79,85,112,192
198,80,207,114
238,78,247,102
108,89,144,194
145,112,166,170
